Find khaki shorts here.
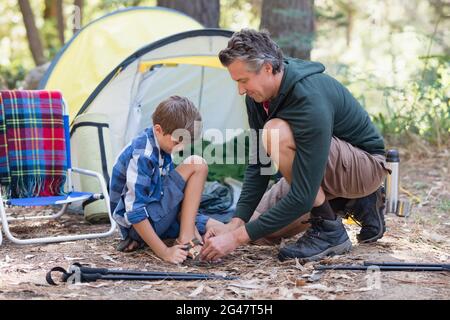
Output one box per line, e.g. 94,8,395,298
255,136,389,213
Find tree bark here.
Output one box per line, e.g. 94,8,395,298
157,0,220,28
43,0,64,44
44,0,56,19
260,0,315,60
56,0,65,44
18,0,46,66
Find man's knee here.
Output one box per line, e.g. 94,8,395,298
262,118,295,154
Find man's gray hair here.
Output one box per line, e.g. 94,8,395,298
219,29,284,74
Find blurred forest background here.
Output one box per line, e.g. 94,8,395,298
0,0,448,150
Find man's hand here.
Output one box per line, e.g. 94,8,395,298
203,217,245,242
201,226,250,261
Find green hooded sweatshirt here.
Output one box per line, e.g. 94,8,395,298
237,58,385,241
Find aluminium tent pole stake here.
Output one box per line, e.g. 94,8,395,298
363,261,450,268
315,262,450,272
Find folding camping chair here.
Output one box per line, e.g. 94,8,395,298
0,91,116,245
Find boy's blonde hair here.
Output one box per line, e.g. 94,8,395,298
152,96,202,141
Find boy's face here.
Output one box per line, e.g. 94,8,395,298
153,124,184,154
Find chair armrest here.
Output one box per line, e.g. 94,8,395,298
71,167,104,179
71,167,111,213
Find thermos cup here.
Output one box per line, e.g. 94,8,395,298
385,149,399,214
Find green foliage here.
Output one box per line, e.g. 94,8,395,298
96,0,156,11
371,56,450,147
41,19,62,61
220,0,261,30
0,62,26,89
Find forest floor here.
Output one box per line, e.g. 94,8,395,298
0,147,449,300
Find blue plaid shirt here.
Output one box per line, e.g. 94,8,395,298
110,127,173,238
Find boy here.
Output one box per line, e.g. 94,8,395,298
110,96,222,264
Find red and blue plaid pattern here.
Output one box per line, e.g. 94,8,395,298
0,90,67,198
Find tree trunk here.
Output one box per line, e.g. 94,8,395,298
43,0,64,44
260,0,315,60
18,0,46,66
56,0,65,44
157,0,220,28
44,0,56,19
73,0,84,35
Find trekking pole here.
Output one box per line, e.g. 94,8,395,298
67,262,227,277
364,261,450,269
314,264,450,272
46,263,237,285
70,262,237,279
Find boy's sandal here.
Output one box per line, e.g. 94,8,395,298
117,237,132,252
177,238,203,260
117,237,145,253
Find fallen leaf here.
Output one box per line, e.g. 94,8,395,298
294,258,306,271
86,282,111,288
301,271,323,282
304,284,335,292
295,278,307,287
129,284,153,292
422,230,448,243
203,285,215,293
228,279,265,290
101,255,117,263
278,287,293,298
189,285,204,297
64,256,85,261
354,287,375,292
329,273,353,280
226,286,245,296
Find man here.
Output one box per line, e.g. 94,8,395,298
201,29,389,262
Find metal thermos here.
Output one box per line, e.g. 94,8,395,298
385,149,399,214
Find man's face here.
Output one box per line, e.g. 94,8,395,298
227,59,275,103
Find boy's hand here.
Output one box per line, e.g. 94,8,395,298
161,245,188,264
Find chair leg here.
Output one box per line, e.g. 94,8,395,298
5,204,69,222
0,168,117,245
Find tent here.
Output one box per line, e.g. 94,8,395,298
76,29,248,159
38,8,248,221
39,6,203,120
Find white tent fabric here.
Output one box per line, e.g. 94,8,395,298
79,30,248,159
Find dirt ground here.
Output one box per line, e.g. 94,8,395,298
0,148,449,300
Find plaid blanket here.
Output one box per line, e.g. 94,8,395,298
0,90,67,198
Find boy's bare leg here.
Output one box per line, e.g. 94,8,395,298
175,155,208,244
